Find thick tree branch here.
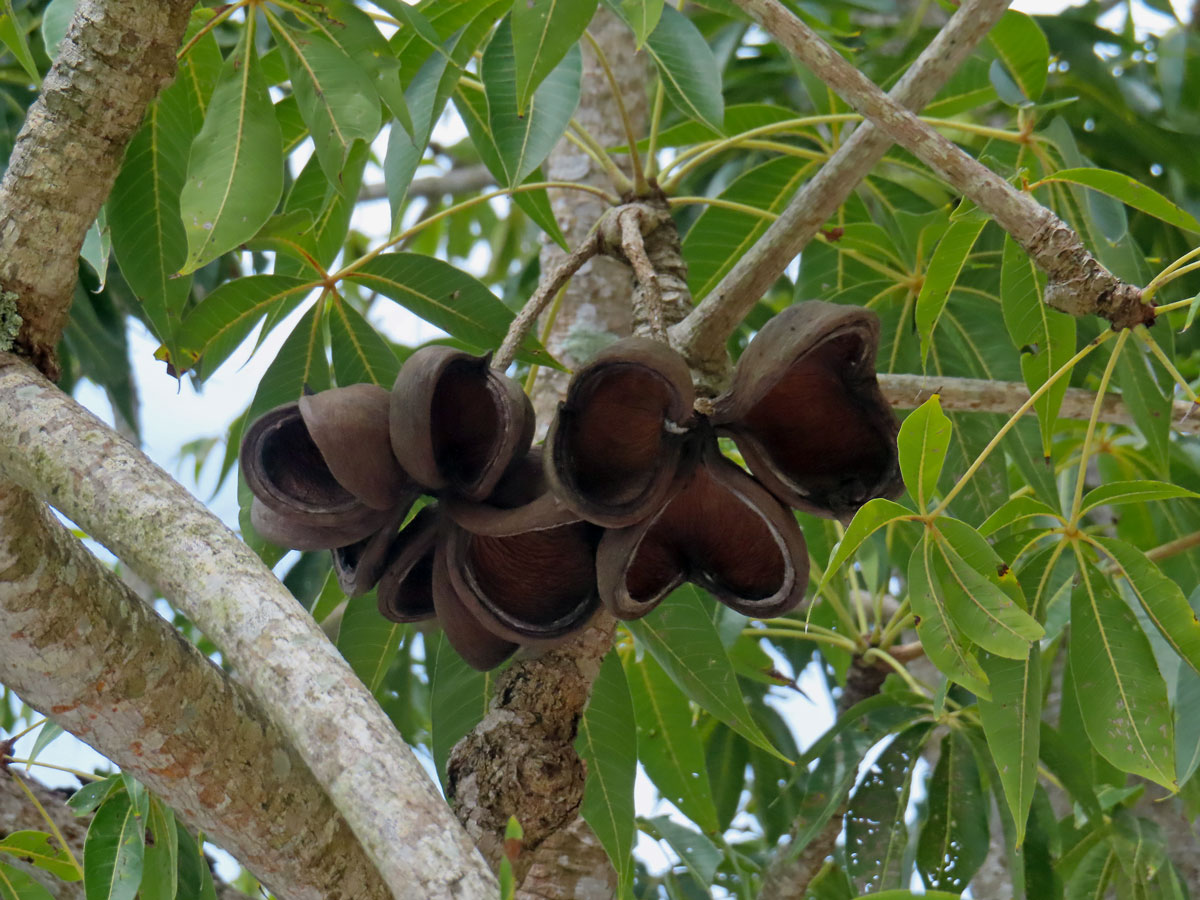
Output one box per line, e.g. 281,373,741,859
879,373,1200,435
0,0,193,378
0,358,497,899
672,0,1014,381
730,0,1152,329
0,482,388,899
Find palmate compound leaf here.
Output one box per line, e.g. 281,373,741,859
1070,558,1176,789
179,38,283,274
576,648,637,898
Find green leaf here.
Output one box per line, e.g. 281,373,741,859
1070,559,1176,788
0,863,54,900
576,649,637,898
907,537,990,698
1175,655,1200,785
108,59,197,361
845,723,931,893
483,17,581,186
623,652,719,832
819,498,915,591
897,395,952,510
174,275,313,378
988,11,1049,101
611,0,665,47
1092,536,1200,680
704,722,747,831
916,731,990,890
0,0,38,83
932,519,1042,659
915,216,987,367
979,495,1061,537
40,0,75,58
67,777,120,817
26,722,63,769
274,27,381,181
336,593,403,695
179,41,284,273
1115,340,1171,475
1080,481,1199,514
343,253,558,367
643,5,724,132
174,822,217,900
510,0,597,115
140,800,178,900
1000,235,1074,457
1041,167,1200,232
83,792,145,900
977,648,1041,846
626,586,784,759
328,297,401,388
640,816,720,888
683,157,810,300
429,631,492,789
0,832,80,882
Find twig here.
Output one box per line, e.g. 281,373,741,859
1145,529,1200,563
617,207,667,341
878,372,1200,436
731,0,1152,329
493,228,604,370
672,0,1016,380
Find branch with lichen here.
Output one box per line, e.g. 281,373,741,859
731,0,1151,330
671,0,1016,385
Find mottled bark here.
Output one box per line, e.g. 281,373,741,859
0,483,388,899
0,357,497,899
0,0,193,377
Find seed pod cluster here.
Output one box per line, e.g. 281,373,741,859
240,301,902,670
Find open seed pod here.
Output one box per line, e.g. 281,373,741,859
442,449,600,644
597,437,809,620
389,346,534,501
712,301,903,521
300,384,414,510
249,496,397,551
432,538,519,671
546,337,696,527
376,506,441,624
332,505,412,598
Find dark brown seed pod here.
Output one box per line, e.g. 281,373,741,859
545,337,696,527
389,346,534,501
597,440,809,620
712,301,903,521
249,496,395,551
442,448,599,644
376,506,441,624
432,538,519,671
299,384,415,510
241,402,368,528
332,506,412,598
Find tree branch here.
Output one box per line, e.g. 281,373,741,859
730,0,1152,329
0,358,497,899
0,0,193,378
359,163,496,203
879,373,1200,434
0,480,389,899
672,0,1015,382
